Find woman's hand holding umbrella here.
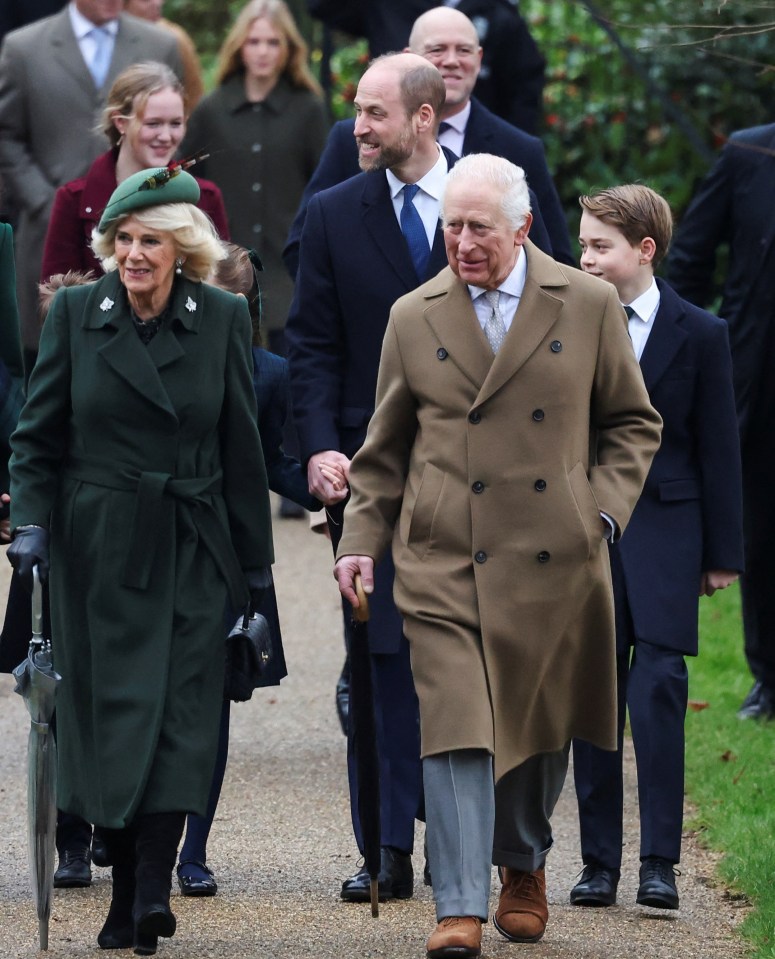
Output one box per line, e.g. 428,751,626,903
7,525,49,590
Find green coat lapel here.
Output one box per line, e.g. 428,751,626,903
84,273,204,422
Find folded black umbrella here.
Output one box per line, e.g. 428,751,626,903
12,567,61,950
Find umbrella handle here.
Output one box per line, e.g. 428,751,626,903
31,565,44,642
353,574,370,624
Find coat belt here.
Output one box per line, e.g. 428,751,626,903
64,454,249,609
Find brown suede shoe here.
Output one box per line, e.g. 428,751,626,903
426,916,482,958
493,867,548,943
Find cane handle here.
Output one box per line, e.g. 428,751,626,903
353,574,370,623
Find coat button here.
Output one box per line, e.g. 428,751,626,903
472,481,484,493
537,550,551,563
437,348,448,360
252,182,262,192
475,550,487,563
550,340,562,352
469,411,481,424
532,409,544,421
252,143,262,152
534,479,546,491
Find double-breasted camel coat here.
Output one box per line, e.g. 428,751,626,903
338,242,662,782
9,271,272,828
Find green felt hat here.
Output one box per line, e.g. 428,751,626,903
97,165,200,233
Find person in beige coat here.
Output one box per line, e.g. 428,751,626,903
335,154,662,959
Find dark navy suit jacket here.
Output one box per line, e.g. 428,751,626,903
282,97,570,277
252,346,320,512
614,279,744,656
286,156,464,652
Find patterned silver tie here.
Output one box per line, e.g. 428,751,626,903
484,290,507,354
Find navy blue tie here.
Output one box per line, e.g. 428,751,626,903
400,184,430,280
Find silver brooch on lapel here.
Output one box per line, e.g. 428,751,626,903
99,297,114,312
185,296,197,313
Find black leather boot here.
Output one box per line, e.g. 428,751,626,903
133,812,186,956
97,827,137,950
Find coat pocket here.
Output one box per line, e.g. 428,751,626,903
658,478,700,502
567,461,603,559
405,462,446,560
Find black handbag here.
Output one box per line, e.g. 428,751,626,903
224,607,273,703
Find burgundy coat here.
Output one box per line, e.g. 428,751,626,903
40,150,230,282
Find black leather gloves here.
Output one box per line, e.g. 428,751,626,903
246,567,273,615
7,525,50,591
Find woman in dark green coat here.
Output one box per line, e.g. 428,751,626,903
7,167,273,956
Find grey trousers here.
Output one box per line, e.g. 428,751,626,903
423,746,569,920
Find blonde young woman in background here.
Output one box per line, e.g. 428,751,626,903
41,61,228,288
182,1,328,516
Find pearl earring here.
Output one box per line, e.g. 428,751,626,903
175,258,183,275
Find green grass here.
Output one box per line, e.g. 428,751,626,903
687,584,775,956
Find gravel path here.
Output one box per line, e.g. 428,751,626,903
0,516,750,957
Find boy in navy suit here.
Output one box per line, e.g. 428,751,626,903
571,185,744,910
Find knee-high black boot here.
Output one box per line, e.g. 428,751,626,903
133,812,186,956
97,826,137,950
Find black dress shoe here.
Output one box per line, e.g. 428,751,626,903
341,846,413,902
92,831,112,868
570,863,620,906
636,856,679,909
177,860,217,897
335,673,350,735
737,681,775,720
54,847,92,888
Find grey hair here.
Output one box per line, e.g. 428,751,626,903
91,203,226,281
442,153,531,230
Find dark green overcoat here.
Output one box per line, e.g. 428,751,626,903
9,271,273,828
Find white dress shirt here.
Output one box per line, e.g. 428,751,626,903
468,247,527,333
624,279,660,362
69,2,119,71
386,147,450,249
436,101,471,158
